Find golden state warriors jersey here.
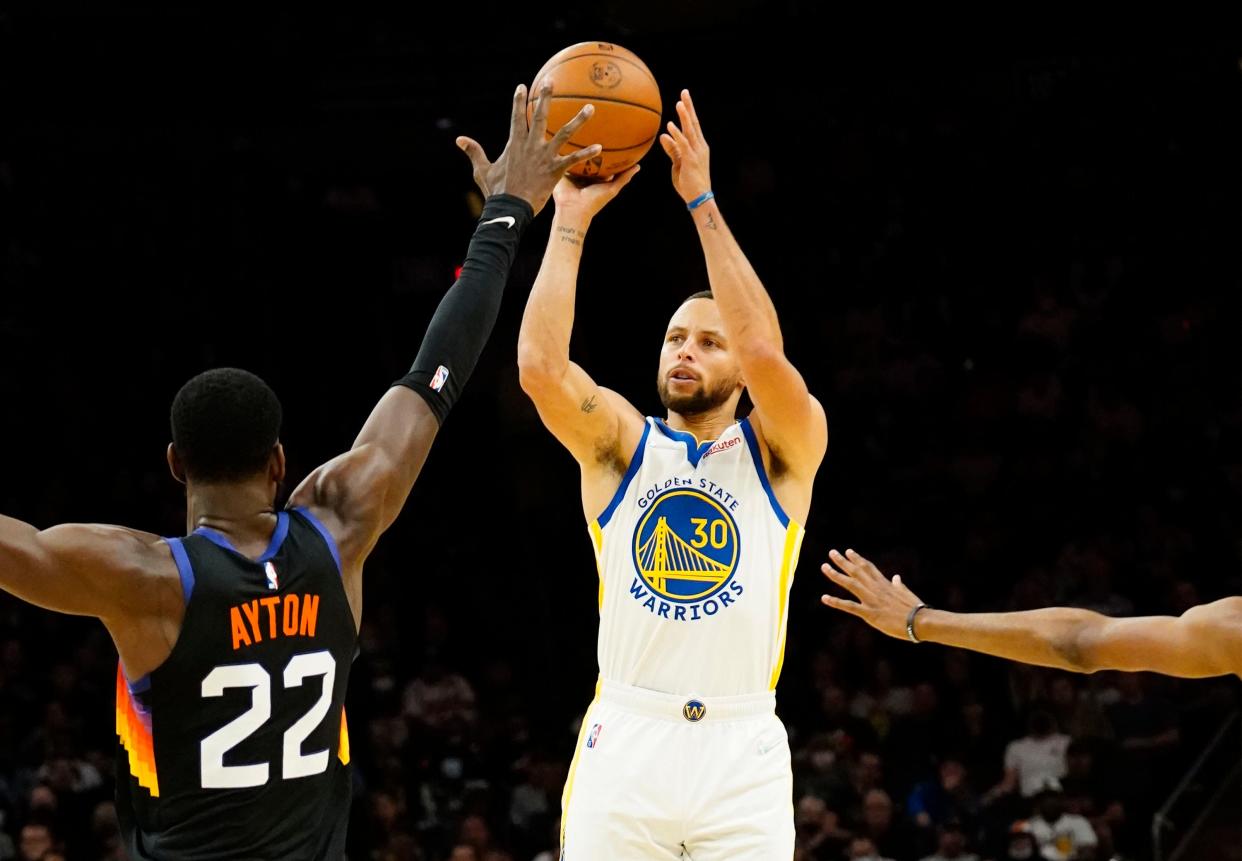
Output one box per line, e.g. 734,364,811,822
589,417,805,697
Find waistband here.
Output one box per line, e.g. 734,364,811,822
596,678,776,723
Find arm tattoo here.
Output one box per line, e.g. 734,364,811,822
557,225,583,246
704,212,718,231
580,395,598,413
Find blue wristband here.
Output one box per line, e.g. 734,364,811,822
687,191,715,211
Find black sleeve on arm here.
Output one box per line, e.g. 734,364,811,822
393,194,534,424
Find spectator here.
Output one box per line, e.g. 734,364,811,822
919,820,980,861
794,794,849,859
857,789,916,861
845,836,895,861
1003,825,1042,861
906,756,980,833
1020,784,1098,860
820,686,879,753
1045,676,1112,742
403,651,478,733
988,712,1070,801
16,821,53,861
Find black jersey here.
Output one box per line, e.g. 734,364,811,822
116,508,357,860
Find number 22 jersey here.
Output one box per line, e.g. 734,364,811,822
116,508,356,860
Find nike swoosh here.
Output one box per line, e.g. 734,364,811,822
481,215,516,229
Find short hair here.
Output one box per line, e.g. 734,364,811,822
684,290,714,303
171,368,282,482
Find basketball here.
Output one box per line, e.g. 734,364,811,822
528,42,662,180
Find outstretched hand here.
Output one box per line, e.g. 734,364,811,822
659,89,713,205
457,83,602,216
820,549,926,641
551,166,642,223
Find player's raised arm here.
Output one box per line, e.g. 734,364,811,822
821,548,1242,678
660,89,827,487
288,83,602,571
516,169,645,483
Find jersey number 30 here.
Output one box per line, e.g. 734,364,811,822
199,650,336,789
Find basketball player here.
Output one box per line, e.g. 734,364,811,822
821,548,1242,678
0,83,600,859
518,89,828,859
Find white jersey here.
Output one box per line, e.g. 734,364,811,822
588,416,805,697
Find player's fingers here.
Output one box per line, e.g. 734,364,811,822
659,134,680,163
844,548,884,583
553,143,602,172
509,84,529,138
828,548,863,578
666,119,692,150
821,561,867,600
456,137,491,174
530,80,554,136
553,104,595,146
821,594,866,617
681,89,706,140
676,97,705,148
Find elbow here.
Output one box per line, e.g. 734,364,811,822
517,348,563,396
737,340,786,372
1053,623,1100,674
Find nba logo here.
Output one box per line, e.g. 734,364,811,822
586,723,602,749
430,365,450,392
264,561,279,591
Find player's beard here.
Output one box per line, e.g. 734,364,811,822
657,371,740,417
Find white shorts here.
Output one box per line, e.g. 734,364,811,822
560,679,794,861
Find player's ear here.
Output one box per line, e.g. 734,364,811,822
270,443,287,486
167,444,187,485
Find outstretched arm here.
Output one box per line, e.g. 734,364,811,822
821,548,1242,678
0,515,167,619
517,169,645,484
288,83,602,572
660,89,827,481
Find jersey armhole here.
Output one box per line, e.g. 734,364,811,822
595,420,652,529
291,507,344,577
739,418,791,529
166,537,196,605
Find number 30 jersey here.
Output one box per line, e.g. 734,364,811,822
589,417,806,698
116,508,357,860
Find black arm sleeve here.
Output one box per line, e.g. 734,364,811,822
393,194,534,424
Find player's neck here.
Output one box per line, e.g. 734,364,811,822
186,480,279,540
664,409,734,444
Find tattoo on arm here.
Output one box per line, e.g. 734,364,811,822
704,213,718,231
580,395,598,413
557,225,583,247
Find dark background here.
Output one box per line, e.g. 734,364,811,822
0,3,1238,860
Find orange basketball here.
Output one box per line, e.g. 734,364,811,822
528,42,662,180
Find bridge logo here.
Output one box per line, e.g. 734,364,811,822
631,488,739,603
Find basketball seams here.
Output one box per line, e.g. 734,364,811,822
537,93,663,118
534,50,660,92
530,43,661,175
543,131,659,153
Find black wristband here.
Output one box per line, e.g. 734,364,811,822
394,194,535,423
906,603,930,643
